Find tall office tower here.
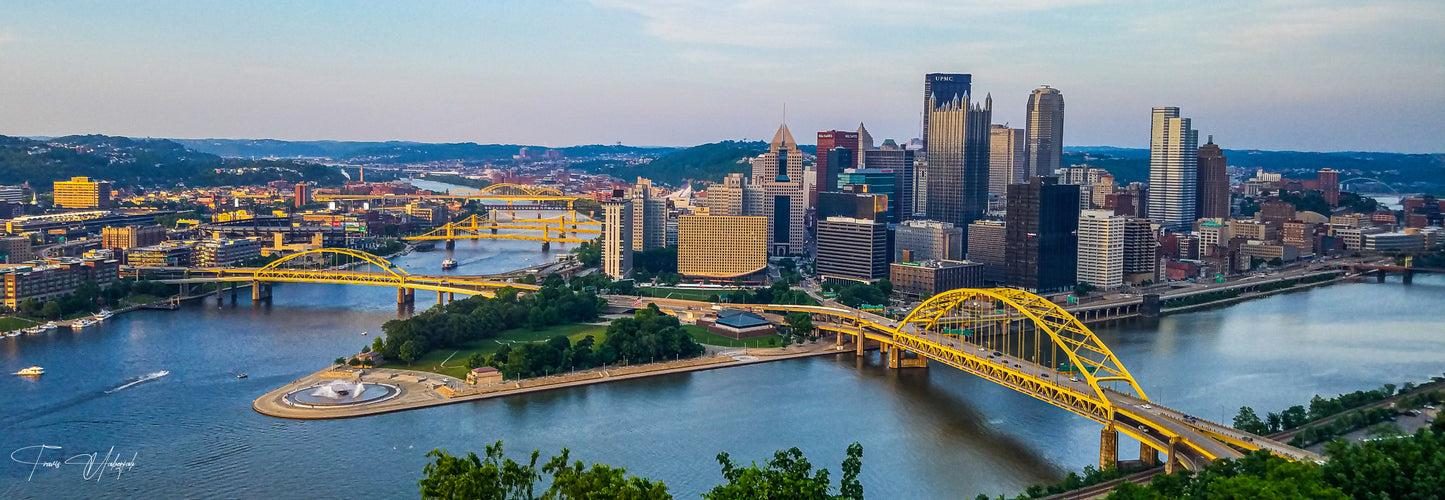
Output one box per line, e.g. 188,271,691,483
862,141,916,219
1318,168,1340,207
857,123,875,151
1092,174,1115,209
1122,218,1158,284
677,215,768,279
1147,107,1200,232
627,179,666,252
1076,210,1125,290
816,130,860,202
1005,177,1080,293
294,182,311,208
816,216,889,282
923,73,991,243
988,125,1025,201
894,219,963,262
1024,86,1064,179
912,156,928,217
750,124,808,256
53,176,113,209
966,220,1007,283
1196,136,1229,220
601,199,633,279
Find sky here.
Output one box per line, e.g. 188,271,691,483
1,1,1442,153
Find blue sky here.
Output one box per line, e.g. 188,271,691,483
1,1,1441,152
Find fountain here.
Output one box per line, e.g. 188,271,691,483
284,378,400,407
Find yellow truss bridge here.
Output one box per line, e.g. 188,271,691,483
620,292,1324,473
144,250,1322,472
404,214,601,246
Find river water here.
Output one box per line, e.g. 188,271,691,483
3,189,1444,498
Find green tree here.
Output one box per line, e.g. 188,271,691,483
704,443,864,500
347,357,361,367
334,357,346,366
466,352,486,370
786,312,814,340
1074,282,1097,297
419,443,541,500
1232,406,1268,435
542,449,672,500
40,300,62,320
399,340,420,366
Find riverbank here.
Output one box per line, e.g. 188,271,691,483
1160,271,1356,315
253,341,847,419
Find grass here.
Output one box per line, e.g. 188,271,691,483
405,323,610,380
0,316,40,332
120,294,161,307
682,324,787,349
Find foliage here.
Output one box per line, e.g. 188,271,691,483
822,280,891,309
598,141,768,186
704,442,863,500
1073,282,1097,297
489,305,703,379
421,174,491,190
571,240,602,268
378,278,603,363
1105,451,1348,500
721,281,818,306
999,464,1135,499
633,246,678,274
785,312,814,343
0,135,345,189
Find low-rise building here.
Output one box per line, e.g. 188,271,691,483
466,366,503,386
1362,231,1426,253
127,242,196,267
102,225,166,250
194,239,262,267
890,260,984,298
1238,241,1299,262
0,236,33,264
697,309,776,339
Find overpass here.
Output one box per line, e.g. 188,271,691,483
138,250,1322,472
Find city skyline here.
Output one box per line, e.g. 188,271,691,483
1,1,1442,153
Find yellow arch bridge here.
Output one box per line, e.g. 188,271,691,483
404,214,601,249
142,250,1322,472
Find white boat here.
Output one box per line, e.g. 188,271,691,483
25,326,44,335
441,258,458,270
5,331,19,338
16,366,44,376
360,331,368,336
95,310,114,321
42,322,57,331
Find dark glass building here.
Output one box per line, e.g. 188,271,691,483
1195,135,1229,220
1005,177,1079,293
817,192,887,222
923,73,991,247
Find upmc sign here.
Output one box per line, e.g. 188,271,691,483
934,75,954,81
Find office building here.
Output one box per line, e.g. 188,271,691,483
1077,210,1125,290
53,177,113,209
1318,168,1340,207
816,217,889,283
1196,136,1229,220
816,130,860,201
837,168,899,222
677,215,768,279
750,124,808,256
1092,174,1115,209
861,143,916,219
404,202,449,227
988,125,1025,201
894,219,963,262
194,239,262,267
816,192,887,222
966,220,1007,283
601,200,633,279
628,178,667,252
1122,218,1158,284
0,237,33,264
1024,86,1065,180
1005,177,1079,292
924,73,991,240
1147,107,1200,232
102,225,166,250
0,185,25,204
1,257,119,310
294,182,311,208
890,260,984,298
126,242,195,267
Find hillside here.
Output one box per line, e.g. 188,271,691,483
586,140,769,186
1063,147,1444,194
172,139,415,159
0,135,346,190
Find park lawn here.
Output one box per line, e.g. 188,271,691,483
120,294,161,307
407,323,610,380
638,287,723,302
0,316,40,332
682,324,787,349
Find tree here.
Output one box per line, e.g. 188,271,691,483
542,449,672,500
466,353,486,370
786,312,814,340
399,340,421,366
347,357,361,367
334,357,346,366
1232,406,1268,435
372,336,385,352
40,300,62,320
1074,282,1097,297
704,443,863,500
419,443,542,500
361,345,371,353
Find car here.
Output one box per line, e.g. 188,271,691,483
978,347,987,352
1140,404,1153,410
992,351,1003,357
1070,376,1081,382
1040,373,1050,378
1014,363,1021,368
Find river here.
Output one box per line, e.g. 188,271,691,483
3,188,1443,498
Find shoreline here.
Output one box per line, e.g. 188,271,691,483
1160,272,1356,315
253,343,848,420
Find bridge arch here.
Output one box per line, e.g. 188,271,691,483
476,183,564,196
257,248,409,277
1339,177,1398,194
896,288,1149,420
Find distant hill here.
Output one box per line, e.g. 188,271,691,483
172,139,416,159
0,135,346,190
171,139,677,162
1063,147,1444,194
583,140,770,186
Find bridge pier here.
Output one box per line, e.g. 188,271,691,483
1165,437,1181,474
250,282,271,304
1404,270,1414,284
541,241,551,251
230,282,237,303
1377,270,1387,283
445,239,456,250
1140,442,1159,467
397,287,415,305
1099,424,1119,470
437,290,445,306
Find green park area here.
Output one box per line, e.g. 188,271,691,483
681,324,787,349
0,316,40,332
410,323,609,380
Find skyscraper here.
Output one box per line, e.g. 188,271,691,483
923,73,991,243
1077,210,1125,290
750,124,808,256
601,199,633,279
1005,177,1079,293
816,217,889,283
988,124,1025,202
1147,107,1200,232
1024,86,1064,179
627,178,666,252
1318,168,1340,207
816,129,860,202
895,219,963,262
1196,136,1229,220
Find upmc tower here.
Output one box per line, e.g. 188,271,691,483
923,73,991,251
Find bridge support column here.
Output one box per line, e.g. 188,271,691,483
541,241,551,251
1404,270,1414,284
1377,270,1387,283
445,239,456,250
448,292,454,302
1140,442,1159,467
886,344,900,368
855,330,864,357
1165,437,1181,474
437,291,445,306
230,282,237,302
1099,425,1119,470
252,281,262,301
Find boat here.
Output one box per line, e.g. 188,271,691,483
236,373,248,379
42,322,57,331
95,310,114,321
25,326,44,335
441,258,458,270
15,366,44,376
5,331,20,338
360,331,368,336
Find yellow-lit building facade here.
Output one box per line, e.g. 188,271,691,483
53,177,113,209
677,215,767,279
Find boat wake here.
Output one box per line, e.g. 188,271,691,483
105,370,170,394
